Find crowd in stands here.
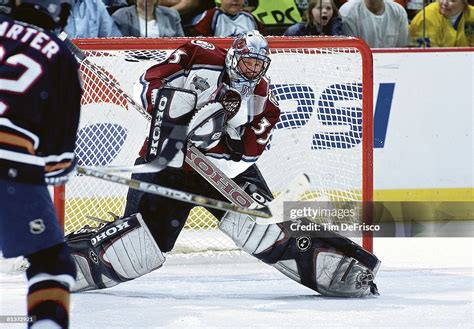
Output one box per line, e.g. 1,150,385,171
1,0,472,47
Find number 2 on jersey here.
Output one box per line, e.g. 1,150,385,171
0,46,43,93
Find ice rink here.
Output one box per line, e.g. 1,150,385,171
1,238,472,328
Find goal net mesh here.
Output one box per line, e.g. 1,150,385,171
59,37,372,253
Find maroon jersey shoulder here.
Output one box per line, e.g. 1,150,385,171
143,40,226,82
177,40,227,69
254,77,270,97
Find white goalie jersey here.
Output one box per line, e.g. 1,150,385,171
133,39,280,178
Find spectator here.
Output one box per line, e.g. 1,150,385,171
112,0,185,37
284,0,344,36
188,0,265,36
410,0,473,47
325,0,411,10
161,0,215,26
0,0,13,14
64,0,123,37
404,0,428,20
294,0,309,16
103,0,129,15
340,0,410,47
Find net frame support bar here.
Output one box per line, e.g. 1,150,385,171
54,36,374,252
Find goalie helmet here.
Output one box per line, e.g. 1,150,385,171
225,30,271,95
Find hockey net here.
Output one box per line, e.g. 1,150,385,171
55,36,373,254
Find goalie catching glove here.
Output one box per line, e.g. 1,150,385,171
187,102,227,150
187,83,242,152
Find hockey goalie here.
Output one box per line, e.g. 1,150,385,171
65,30,380,297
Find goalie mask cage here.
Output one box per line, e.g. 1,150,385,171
54,36,373,253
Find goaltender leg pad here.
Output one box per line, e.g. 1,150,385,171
220,214,380,297
146,86,197,167
219,199,380,297
311,252,378,297
218,169,380,297
65,213,164,292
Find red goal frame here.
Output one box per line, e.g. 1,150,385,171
54,36,374,252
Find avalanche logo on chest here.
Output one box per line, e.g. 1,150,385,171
191,75,210,92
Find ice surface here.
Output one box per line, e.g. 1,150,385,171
1,238,472,328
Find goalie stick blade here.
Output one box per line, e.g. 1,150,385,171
77,167,272,218
256,173,311,225
87,157,168,174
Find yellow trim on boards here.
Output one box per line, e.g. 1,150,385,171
374,188,473,202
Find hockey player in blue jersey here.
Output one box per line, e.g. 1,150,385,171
0,1,81,327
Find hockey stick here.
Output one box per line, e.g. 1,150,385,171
187,144,311,224
256,173,311,225
77,166,271,218
59,32,190,174
58,34,259,206
60,34,304,221
185,145,255,208
58,32,150,120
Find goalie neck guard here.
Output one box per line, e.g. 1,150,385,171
225,30,271,96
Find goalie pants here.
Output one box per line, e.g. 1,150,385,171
124,157,272,252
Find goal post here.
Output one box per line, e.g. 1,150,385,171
54,36,373,252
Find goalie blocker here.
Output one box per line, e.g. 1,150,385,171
145,86,197,168
145,84,241,167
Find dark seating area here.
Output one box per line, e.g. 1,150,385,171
264,24,292,36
